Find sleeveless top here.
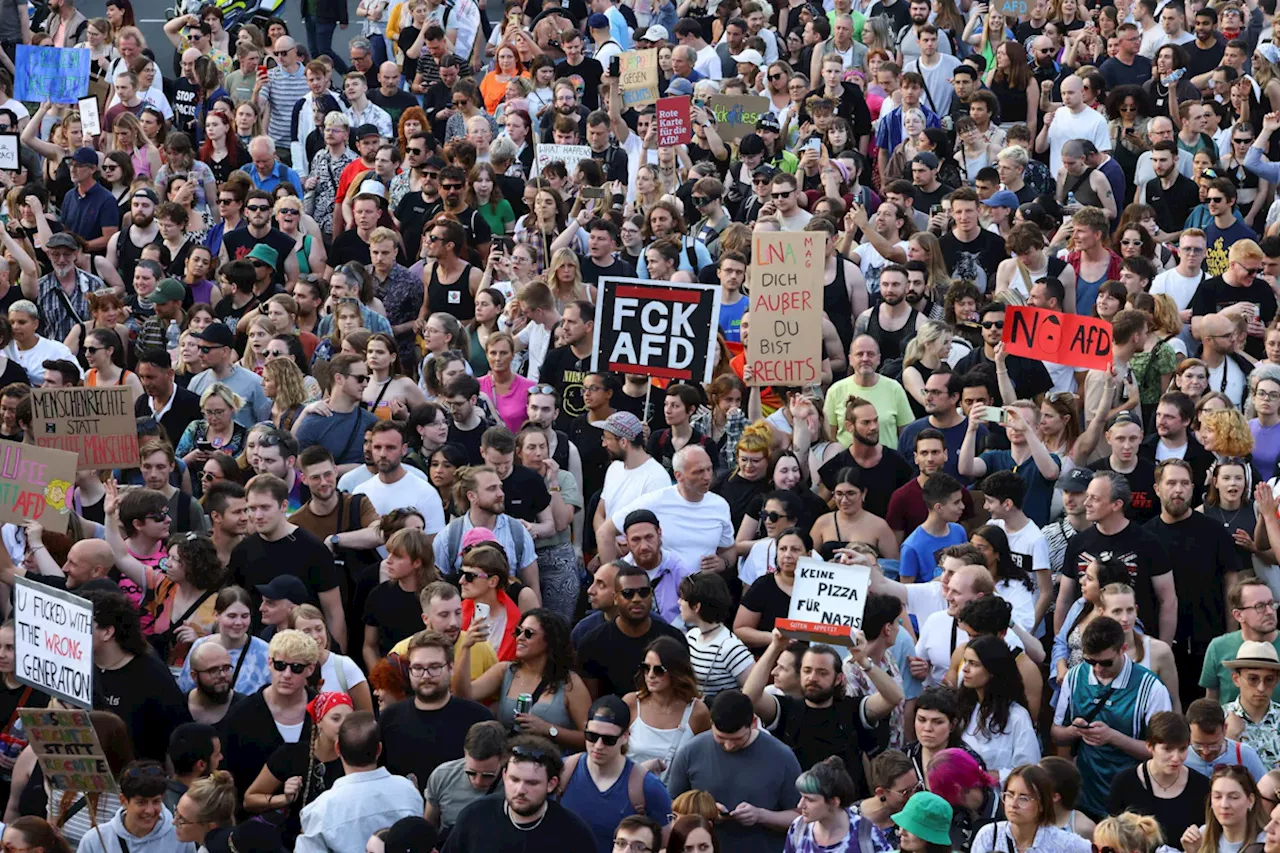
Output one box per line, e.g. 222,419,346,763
868,305,920,363
989,75,1027,125
1063,166,1103,208
426,261,477,321
826,258,856,357
117,227,161,290
494,664,575,734
958,147,994,185
86,368,134,387
627,699,696,783
296,234,313,276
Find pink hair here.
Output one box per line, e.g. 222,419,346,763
926,748,999,806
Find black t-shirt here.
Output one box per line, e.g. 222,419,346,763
613,388,666,438
222,228,296,288
773,695,878,791
214,292,260,328
95,652,193,762
953,349,1053,402
1099,55,1153,89
540,345,591,430
1186,36,1226,79
1144,512,1237,644
817,448,915,519
330,229,372,268
1105,765,1212,846
448,419,487,464
866,0,912,33
395,191,444,262
912,183,954,215
568,414,611,504
1089,457,1159,524
167,77,200,137
379,696,493,788
443,796,596,853
939,229,1007,294
1014,20,1045,41
714,472,772,532
1145,174,1201,234
371,88,420,131
230,528,339,609
1189,275,1279,359
580,254,636,288
1061,522,1171,636
363,581,427,656
501,465,552,523
577,618,688,697
741,573,792,636
265,740,344,843
554,57,604,110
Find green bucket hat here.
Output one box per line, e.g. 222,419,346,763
891,792,953,847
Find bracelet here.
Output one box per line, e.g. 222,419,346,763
548,486,561,492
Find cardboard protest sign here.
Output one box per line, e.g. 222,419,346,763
1002,305,1113,372
30,386,140,470
656,96,692,146
14,579,94,708
591,278,722,383
0,443,77,534
78,97,101,137
745,232,824,386
535,144,592,177
20,709,118,793
14,46,90,104
0,134,18,172
707,95,770,142
619,50,660,109
777,556,871,644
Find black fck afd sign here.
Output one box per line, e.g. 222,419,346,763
590,278,722,384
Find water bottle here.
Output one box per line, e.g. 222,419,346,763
166,320,181,363
1067,191,1077,209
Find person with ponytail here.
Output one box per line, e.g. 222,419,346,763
243,691,353,846
1092,812,1166,853
174,770,237,853
715,421,775,535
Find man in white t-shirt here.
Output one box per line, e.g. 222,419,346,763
597,445,736,576
596,412,672,532
1037,76,1111,178
903,25,960,118
1152,229,1208,319
516,282,560,382
847,200,909,298
352,422,446,534
981,470,1053,633
915,564,1026,685
3,300,80,387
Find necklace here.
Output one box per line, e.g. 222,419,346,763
1147,761,1181,794
504,801,547,831
1215,503,1246,530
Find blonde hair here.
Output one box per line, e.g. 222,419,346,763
386,528,439,590
735,421,773,459
199,382,246,414
904,320,950,368
1201,408,1254,457
262,358,308,411
183,770,237,825
908,231,952,290
547,247,587,307
1148,293,1181,339
1230,239,1265,264
1094,813,1164,853
267,628,320,664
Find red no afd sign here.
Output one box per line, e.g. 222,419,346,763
1002,305,1113,372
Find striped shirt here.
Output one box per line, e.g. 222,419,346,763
259,63,311,144
686,624,754,703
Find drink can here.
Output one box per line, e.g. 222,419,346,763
516,693,532,714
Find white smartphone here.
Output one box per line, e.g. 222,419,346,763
979,407,1007,425
474,602,490,622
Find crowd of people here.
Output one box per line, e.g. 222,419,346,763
10,0,1280,849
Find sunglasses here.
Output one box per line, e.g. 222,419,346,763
82,346,105,355
452,99,469,107
768,72,784,80
217,197,236,204
1084,656,1115,668
441,183,464,190
464,768,498,780
197,344,227,354
770,191,792,199
619,586,653,600
530,383,556,395
460,570,489,583
762,510,791,523
145,511,170,523
584,730,622,746
1235,138,1255,144
271,659,309,674
344,373,371,383
408,147,426,155
692,196,712,206
514,627,538,640
1207,196,1228,203
981,320,1005,329
246,204,270,212
641,662,668,676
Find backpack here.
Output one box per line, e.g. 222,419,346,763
557,754,649,814
440,519,531,576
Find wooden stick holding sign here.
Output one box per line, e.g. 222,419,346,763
776,556,871,644
746,232,824,386
1001,305,1113,372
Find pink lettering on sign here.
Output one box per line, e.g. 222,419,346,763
746,233,824,386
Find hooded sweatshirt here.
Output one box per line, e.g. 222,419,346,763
74,806,197,853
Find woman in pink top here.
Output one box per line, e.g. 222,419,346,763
478,331,535,433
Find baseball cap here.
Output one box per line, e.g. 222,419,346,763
912,151,941,170
587,12,609,28
193,323,235,348
640,24,669,42
145,278,186,305
383,818,439,853
131,187,159,205
357,179,388,203
72,147,98,166
731,48,764,67
752,163,779,180
982,189,1020,209
461,527,499,550
588,695,632,728
1107,411,1142,430
1060,467,1094,493
667,77,694,96
756,113,781,132
256,575,311,604
623,508,660,532
247,243,279,270
598,411,643,441
355,123,380,140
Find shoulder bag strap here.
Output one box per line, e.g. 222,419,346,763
57,795,89,827
857,811,877,853
3,688,31,736
53,281,85,326
335,410,364,463
170,590,215,630
228,637,250,691
627,762,647,815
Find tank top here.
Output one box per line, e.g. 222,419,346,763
426,261,477,321
1063,166,1103,208
867,305,920,363
627,699,696,783
494,665,575,734
826,258,856,357
86,368,134,387
989,75,1027,125
117,227,161,295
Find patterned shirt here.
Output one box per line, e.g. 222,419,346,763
784,809,892,853
346,101,395,140
259,63,312,144
377,263,424,369
36,268,106,342
309,148,358,238
1224,699,1280,768
1041,516,1082,578
971,823,1092,853
844,652,907,750
389,170,414,211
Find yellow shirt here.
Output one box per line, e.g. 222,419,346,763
390,633,498,681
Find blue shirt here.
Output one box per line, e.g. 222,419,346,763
204,217,246,258
978,449,1060,527
899,522,967,581
1184,737,1268,782
296,406,380,465
559,758,672,853
239,160,305,196
898,416,986,485
719,294,748,344
874,102,942,156
61,181,121,242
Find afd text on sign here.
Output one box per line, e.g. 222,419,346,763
590,278,721,384
1001,304,1113,372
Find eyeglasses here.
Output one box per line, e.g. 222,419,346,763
1002,792,1036,806
585,730,622,746
1237,600,1280,614
464,768,498,780
619,586,653,600
981,320,1005,329
1207,195,1228,203
1235,263,1262,277
278,208,300,216
1084,656,1116,668
510,744,552,762
891,780,924,797
271,659,309,674
1257,390,1280,402
193,663,234,676
409,662,449,677
246,204,270,212
612,841,651,853
513,627,538,640
217,197,236,204
641,662,668,676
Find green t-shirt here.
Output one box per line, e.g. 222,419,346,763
1199,630,1280,705
477,199,515,239
823,375,916,451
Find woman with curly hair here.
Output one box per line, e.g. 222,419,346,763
459,608,590,749
1199,407,1256,467
624,636,711,781
262,357,309,431
957,636,1038,781
944,279,983,346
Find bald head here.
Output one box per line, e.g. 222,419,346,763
275,35,296,52
1201,313,1234,342
190,639,231,672
65,539,114,588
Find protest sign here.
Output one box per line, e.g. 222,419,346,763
20,709,118,793
777,556,871,644
994,0,1029,17
1002,305,1113,372
78,97,100,137
0,134,17,172
0,443,76,535
656,96,692,146
14,46,90,104
619,50,660,109
30,386,140,470
707,95,770,142
535,144,592,177
14,579,94,708
745,232,823,386
591,277,722,383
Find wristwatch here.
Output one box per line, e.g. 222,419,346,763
547,725,559,739
329,534,341,549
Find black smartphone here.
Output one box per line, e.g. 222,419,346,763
196,440,214,452
930,204,942,216
493,236,513,253
610,55,621,77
